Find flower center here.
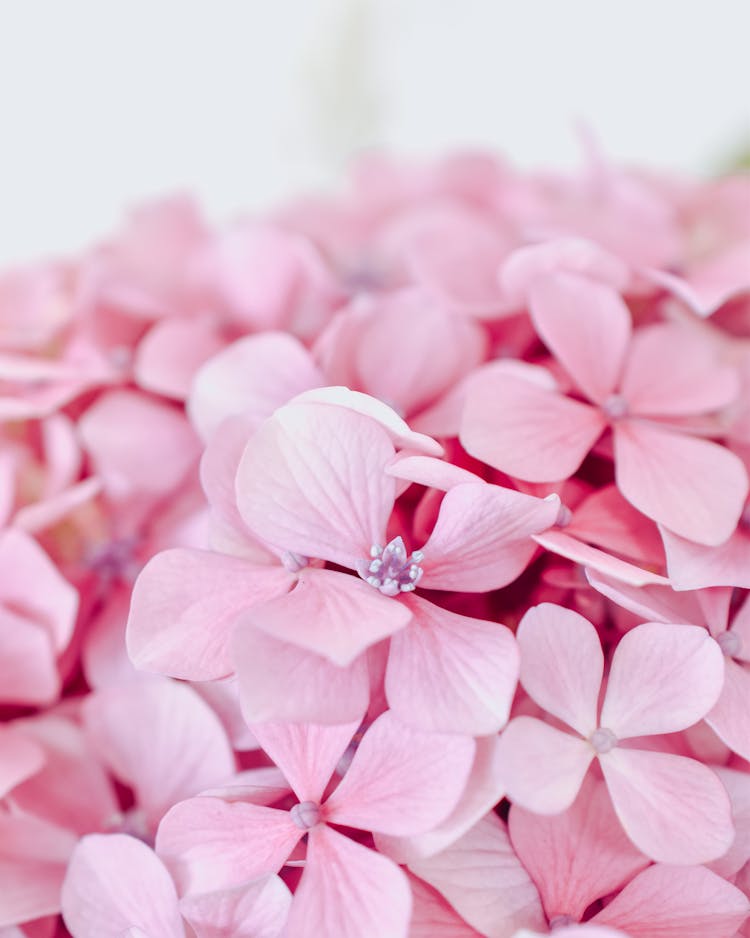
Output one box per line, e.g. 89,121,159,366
589,727,618,753
359,536,423,596
290,801,321,830
717,631,742,658
602,394,628,420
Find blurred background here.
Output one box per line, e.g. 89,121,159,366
0,0,748,264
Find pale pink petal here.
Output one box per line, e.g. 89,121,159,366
83,677,236,831
0,728,46,798
620,324,740,417
386,595,519,735
460,368,605,482
236,402,395,567
249,720,359,804
600,622,724,739
600,748,734,864
187,333,323,442
709,766,750,879
0,814,77,927
420,484,560,591
407,813,545,938
78,390,199,501
529,273,631,404
325,711,475,837
584,571,703,626
385,454,482,490
233,625,370,725
179,876,291,938
0,527,78,653
592,862,750,938
155,798,300,895
705,658,750,762
408,876,482,937
533,529,668,586
613,420,748,545
61,835,183,938
662,525,750,590
135,316,224,401
0,611,59,706
283,825,412,938
495,717,594,813
126,548,292,680
289,387,443,456
516,603,602,736
508,774,648,922
14,477,103,535
244,567,411,666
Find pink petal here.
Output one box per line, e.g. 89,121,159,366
662,525,750,590
244,567,411,666
585,570,704,627
517,603,602,736
236,402,396,568
187,333,323,442
60,835,183,938
325,711,475,837
0,611,59,706
460,368,605,482
495,717,594,813
155,798,300,895
289,387,443,456
600,748,734,864
408,876,483,937
249,720,359,804
126,548,292,680
407,813,545,938
179,876,291,938
385,454,482,490
283,825,412,938
233,625,370,725
420,483,560,591
134,316,224,402
0,728,45,798
613,420,748,545
385,595,519,735
529,273,631,404
0,814,76,927
600,622,724,739
83,677,236,831
592,862,750,938
533,529,668,587
705,657,750,762
508,774,648,922
620,323,740,417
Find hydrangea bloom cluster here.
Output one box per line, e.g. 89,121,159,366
2,151,750,938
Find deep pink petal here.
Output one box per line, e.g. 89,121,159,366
600,622,724,739
614,420,748,545
245,567,411,666
236,402,396,567
233,625,370,725
155,798,300,895
61,835,183,938
283,825,411,938
188,332,323,442
179,876,291,938
529,273,631,404
517,603,602,736
406,813,545,938
592,862,750,938
385,595,519,735
620,323,740,417
325,711,475,837
83,677,236,831
461,368,605,482
600,748,734,864
249,720,359,804
496,717,594,813
126,548,292,680
420,483,560,591
508,774,648,922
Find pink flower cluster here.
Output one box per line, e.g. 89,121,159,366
2,150,750,938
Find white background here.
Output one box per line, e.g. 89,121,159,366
0,0,748,265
